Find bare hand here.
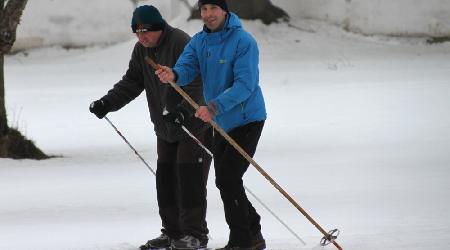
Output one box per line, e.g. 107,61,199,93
195,106,213,123
155,65,175,83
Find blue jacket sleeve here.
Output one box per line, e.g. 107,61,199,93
173,36,201,87
212,35,259,115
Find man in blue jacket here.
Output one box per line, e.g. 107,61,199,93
156,1,267,249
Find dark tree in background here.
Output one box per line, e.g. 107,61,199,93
188,0,289,24
0,0,48,159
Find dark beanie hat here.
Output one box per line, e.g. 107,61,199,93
131,5,165,33
198,0,229,12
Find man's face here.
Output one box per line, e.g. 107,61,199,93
200,4,227,32
136,30,162,48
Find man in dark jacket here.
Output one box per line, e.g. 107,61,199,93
89,5,211,250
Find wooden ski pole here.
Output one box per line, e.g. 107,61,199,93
181,124,307,245
145,57,343,250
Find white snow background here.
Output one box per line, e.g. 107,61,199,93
1,2,450,250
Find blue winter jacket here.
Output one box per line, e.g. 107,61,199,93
173,12,267,132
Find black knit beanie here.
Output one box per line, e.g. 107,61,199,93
131,5,165,33
198,0,229,12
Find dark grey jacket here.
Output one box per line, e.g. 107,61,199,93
102,23,208,142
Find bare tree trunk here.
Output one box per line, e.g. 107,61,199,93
0,0,9,154
0,52,6,137
0,52,7,156
189,0,289,24
0,0,6,139
0,0,48,159
1,0,28,138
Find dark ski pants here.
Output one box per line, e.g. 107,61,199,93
156,128,212,240
213,121,265,247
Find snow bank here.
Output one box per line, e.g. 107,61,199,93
12,0,450,51
274,0,450,37
13,0,180,51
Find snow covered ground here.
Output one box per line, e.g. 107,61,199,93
2,14,450,250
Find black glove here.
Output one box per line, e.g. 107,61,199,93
89,99,110,119
163,107,188,126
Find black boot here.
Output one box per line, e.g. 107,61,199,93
140,234,171,250
171,235,208,249
252,232,266,250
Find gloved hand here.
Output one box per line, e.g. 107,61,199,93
163,107,188,126
89,99,110,119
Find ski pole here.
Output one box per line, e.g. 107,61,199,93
181,125,306,245
105,114,306,245
146,57,342,249
104,116,156,176
181,125,213,156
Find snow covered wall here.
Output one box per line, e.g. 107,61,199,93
274,0,450,37
13,0,179,51
13,0,450,51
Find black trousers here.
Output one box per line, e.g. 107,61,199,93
213,121,265,247
156,127,212,240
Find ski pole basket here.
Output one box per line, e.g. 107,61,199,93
320,228,340,246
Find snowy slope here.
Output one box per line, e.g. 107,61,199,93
2,10,450,250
